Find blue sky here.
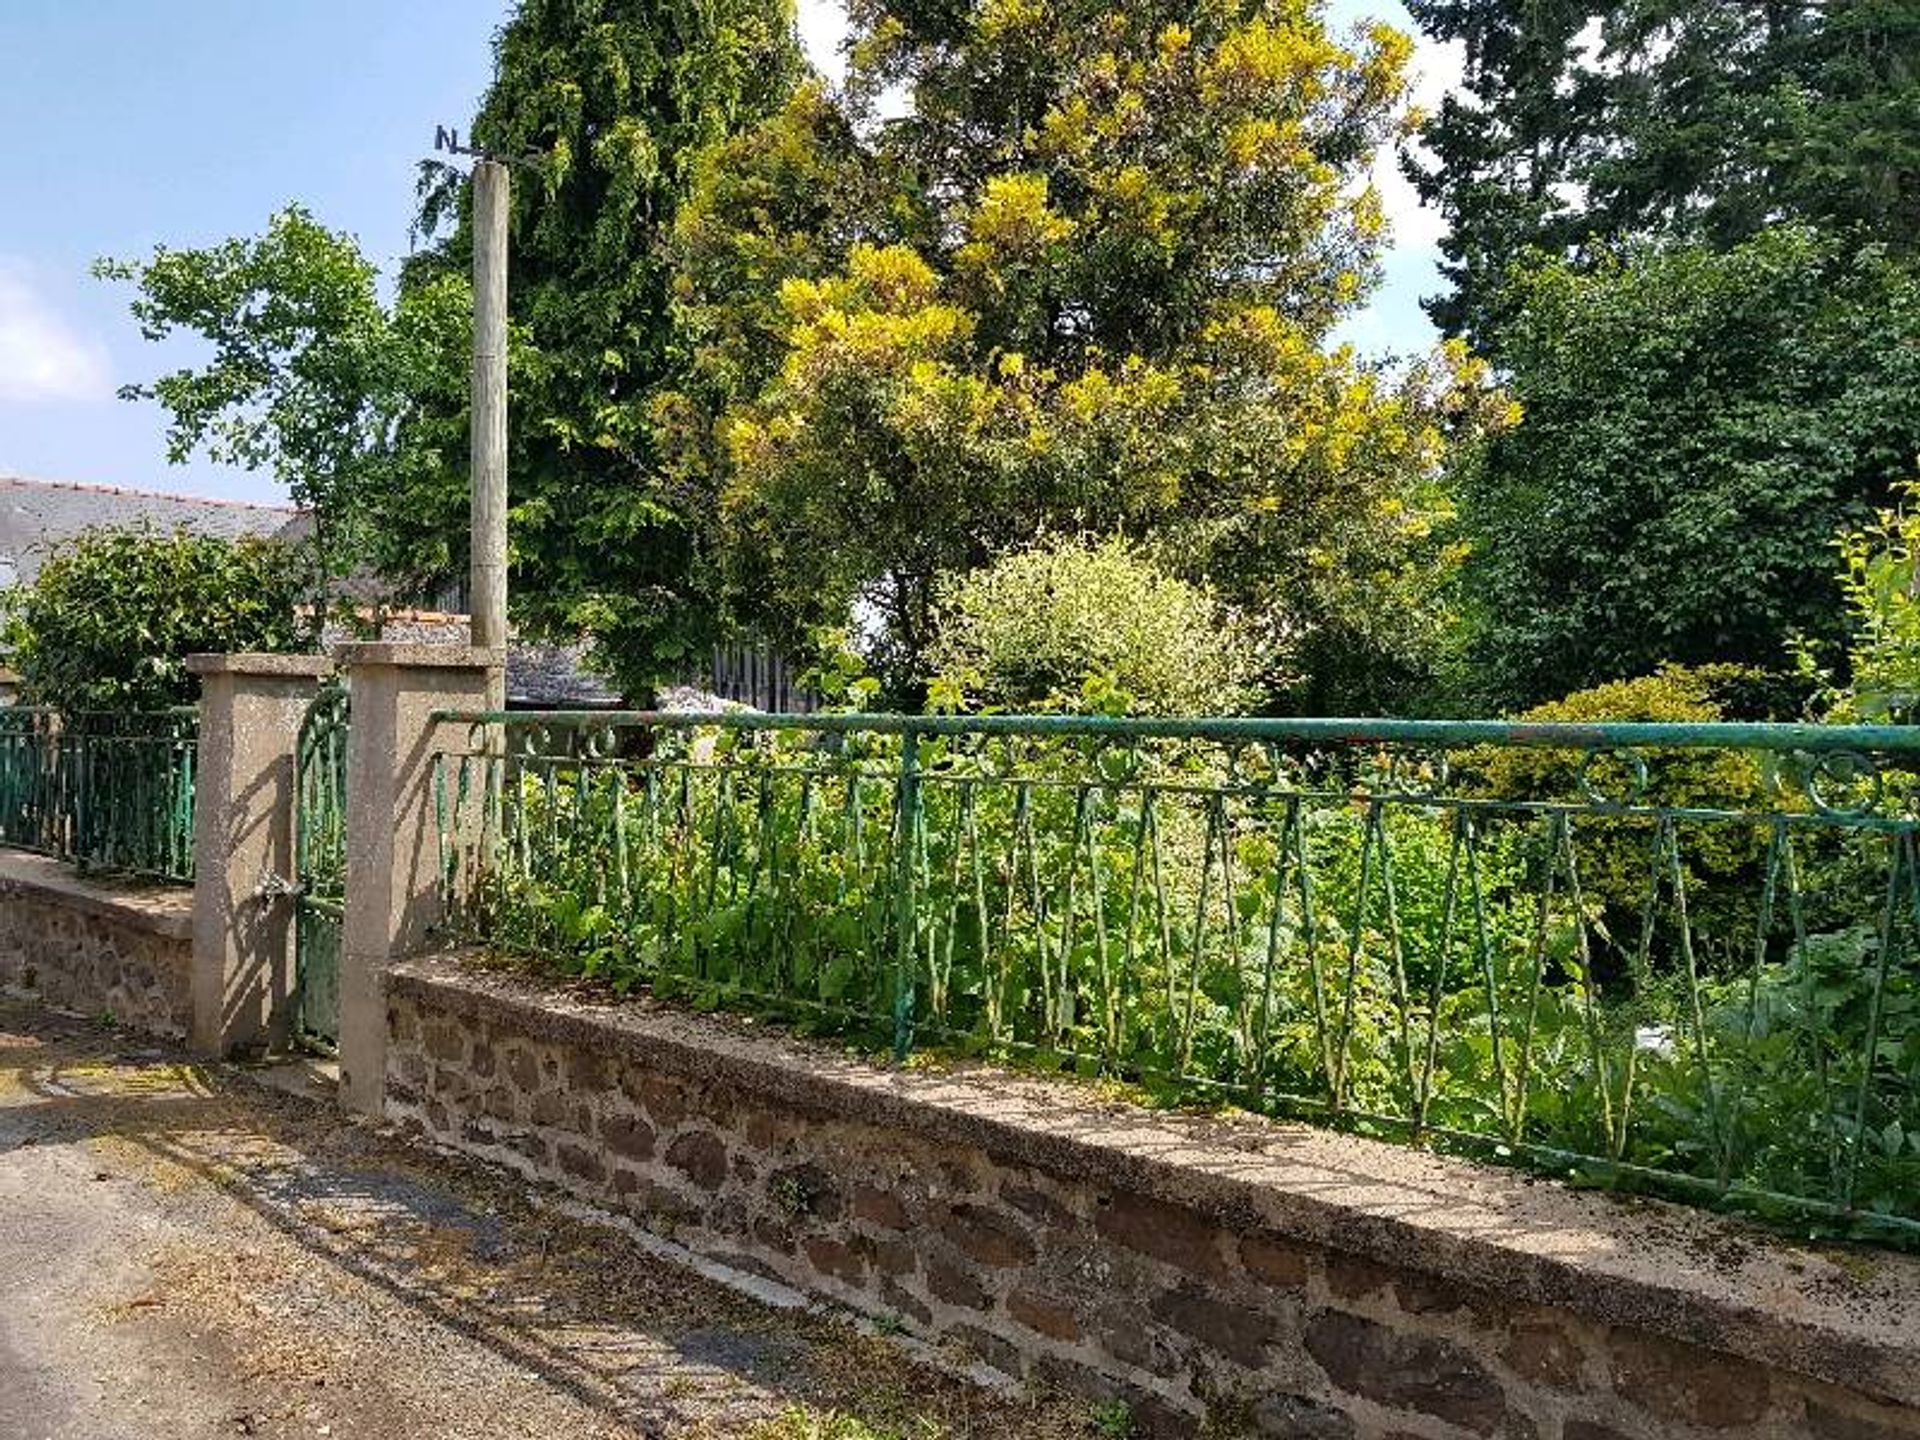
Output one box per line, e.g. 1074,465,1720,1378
0,0,1452,505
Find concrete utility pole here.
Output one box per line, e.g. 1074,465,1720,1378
469,158,509,666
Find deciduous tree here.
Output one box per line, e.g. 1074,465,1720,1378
105,2,806,698
1456,229,1920,708
94,207,473,596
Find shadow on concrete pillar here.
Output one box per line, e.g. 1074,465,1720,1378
187,653,336,1059
336,642,501,1116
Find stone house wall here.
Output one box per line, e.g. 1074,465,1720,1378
385,957,1920,1440
0,852,193,1037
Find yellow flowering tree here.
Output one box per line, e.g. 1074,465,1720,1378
671,0,1511,704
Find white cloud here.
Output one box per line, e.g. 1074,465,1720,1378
0,262,112,404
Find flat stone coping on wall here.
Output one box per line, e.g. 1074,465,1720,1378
331,642,504,669
185,652,335,677
390,954,1920,1411
0,851,193,941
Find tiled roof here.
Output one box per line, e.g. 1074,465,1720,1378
0,474,300,588
506,641,624,709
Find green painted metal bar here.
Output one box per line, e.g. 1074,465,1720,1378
292,680,349,1046
436,708,1920,755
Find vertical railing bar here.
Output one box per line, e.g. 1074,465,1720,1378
1414,808,1467,1133
1330,800,1381,1112
1511,811,1564,1143
891,728,922,1062
1375,805,1417,1119
1251,787,1296,1109
1717,818,1788,1190
1562,814,1619,1157
1179,791,1224,1077
1668,817,1727,1178
1842,829,1909,1211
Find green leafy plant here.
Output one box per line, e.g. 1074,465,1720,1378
770,1171,814,1218
96,206,478,599
1,526,314,711
1807,478,1920,722
1463,665,1773,932
1454,230,1920,710
447,707,1920,1247
671,2,1513,705
927,535,1264,715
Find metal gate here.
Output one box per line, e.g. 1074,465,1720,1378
293,680,349,1046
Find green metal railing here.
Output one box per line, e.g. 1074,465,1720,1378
432,710,1920,1241
294,680,349,1045
0,706,198,882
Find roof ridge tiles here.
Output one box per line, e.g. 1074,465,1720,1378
0,473,300,513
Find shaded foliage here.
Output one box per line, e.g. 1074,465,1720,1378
1406,0,1920,343
1454,228,1920,709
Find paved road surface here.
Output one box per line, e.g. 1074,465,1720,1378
0,999,1092,1440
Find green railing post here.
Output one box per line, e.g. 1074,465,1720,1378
892,727,922,1063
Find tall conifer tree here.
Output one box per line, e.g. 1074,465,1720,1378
404,0,807,689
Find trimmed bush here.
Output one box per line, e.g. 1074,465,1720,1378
926,535,1261,715
2,526,313,711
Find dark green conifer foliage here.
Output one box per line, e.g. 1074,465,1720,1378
404,0,806,691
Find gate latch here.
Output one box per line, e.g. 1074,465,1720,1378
255,869,306,903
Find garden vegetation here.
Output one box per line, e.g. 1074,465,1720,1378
1,527,311,711
39,0,1920,1241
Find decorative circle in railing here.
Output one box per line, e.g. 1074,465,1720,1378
1803,749,1884,818
1092,734,1142,787
1385,747,1452,800
1577,747,1651,809
509,723,555,759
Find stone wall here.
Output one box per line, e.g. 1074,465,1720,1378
386,958,1920,1440
0,852,194,1037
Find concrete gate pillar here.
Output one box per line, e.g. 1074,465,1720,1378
186,653,337,1059
335,643,501,1116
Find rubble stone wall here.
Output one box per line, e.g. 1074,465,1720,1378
385,957,1920,1440
0,854,193,1037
